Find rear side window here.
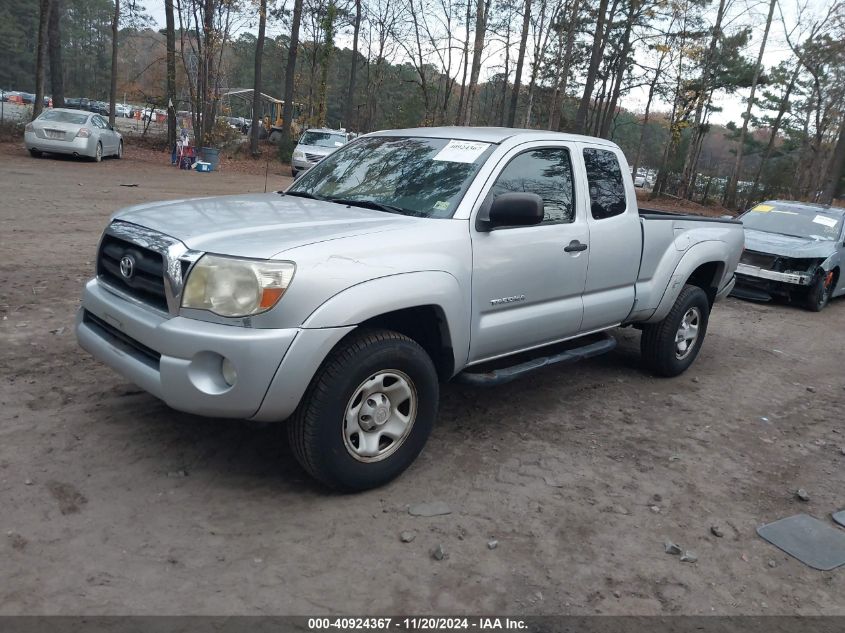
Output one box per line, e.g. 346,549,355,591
489,148,576,224
583,148,627,219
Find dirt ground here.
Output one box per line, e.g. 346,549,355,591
1,140,843,616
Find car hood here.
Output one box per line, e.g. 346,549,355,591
297,144,339,155
112,193,417,259
743,228,837,259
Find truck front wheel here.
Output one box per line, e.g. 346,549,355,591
640,284,710,377
288,329,439,492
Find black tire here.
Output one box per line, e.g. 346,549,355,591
29,149,42,158
93,142,103,163
115,141,123,159
804,269,833,312
288,329,439,492
291,168,299,178
641,284,711,377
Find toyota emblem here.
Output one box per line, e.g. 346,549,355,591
119,255,135,279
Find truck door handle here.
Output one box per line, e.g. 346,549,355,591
564,240,588,252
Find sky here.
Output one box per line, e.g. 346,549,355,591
139,0,835,127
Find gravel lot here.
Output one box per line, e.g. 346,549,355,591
1,141,844,615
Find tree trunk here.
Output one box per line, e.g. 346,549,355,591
573,0,608,133
821,117,845,204
597,1,636,138
523,0,554,127
109,0,120,127
455,0,473,125
747,65,800,205
651,19,689,200
316,2,337,127
557,0,584,131
506,0,531,127
344,0,361,129
462,0,489,125
33,0,51,120
48,0,64,107
723,0,776,209
498,24,511,126
198,0,216,149
677,0,726,199
281,0,303,140
250,0,267,156
630,63,661,182
165,0,176,149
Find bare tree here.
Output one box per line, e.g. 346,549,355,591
506,0,531,127
281,0,304,141
251,0,268,156
109,0,120,127
165,0,177,149
573,0,609,133
48,0,64,108
463,0,492,124
821,117,845,203
723,0,777,208
345,0,362,129
33,0,51,120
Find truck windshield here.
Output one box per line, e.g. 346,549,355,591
741,204,842,241
288,136,496,218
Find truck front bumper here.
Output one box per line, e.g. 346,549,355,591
76,279,352,420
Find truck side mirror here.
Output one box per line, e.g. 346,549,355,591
477,192,545,230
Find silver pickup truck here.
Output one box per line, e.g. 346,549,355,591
76,127,744,491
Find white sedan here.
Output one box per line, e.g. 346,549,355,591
25,108,123,162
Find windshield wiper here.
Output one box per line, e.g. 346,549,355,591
327,197,411,216
282,190,327,201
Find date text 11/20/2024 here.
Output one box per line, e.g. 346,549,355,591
307,617,528,630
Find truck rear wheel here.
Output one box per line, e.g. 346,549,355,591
288,329,439,492
640,284,710,377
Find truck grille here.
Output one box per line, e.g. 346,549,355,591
97,234,168,312
305,152,324,163
740,250,777,269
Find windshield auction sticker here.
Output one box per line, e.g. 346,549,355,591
433,140,491,163
812,214,837,227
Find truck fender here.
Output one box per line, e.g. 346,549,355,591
643,241,730,324
304,270,470,371
252,272,469,423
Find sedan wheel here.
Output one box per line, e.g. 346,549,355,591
805,270,834,312
94,142,103,163
116,141,123,159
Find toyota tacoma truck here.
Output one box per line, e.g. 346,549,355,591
76,127,744,491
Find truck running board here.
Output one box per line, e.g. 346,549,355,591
455,333,617,387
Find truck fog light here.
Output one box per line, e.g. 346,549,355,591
221,357,238,386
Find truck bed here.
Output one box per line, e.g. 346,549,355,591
638,207,741,224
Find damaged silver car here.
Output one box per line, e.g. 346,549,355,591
732,200,845,311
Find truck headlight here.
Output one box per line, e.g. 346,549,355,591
292,149,305,159
181,255,295,317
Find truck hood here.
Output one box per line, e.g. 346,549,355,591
112,193,416,259
743,228,837,260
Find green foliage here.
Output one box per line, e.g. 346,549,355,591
0,0,39,90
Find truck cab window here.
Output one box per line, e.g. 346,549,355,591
583,148,627,219
489,148,575,224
